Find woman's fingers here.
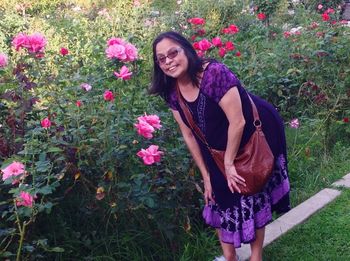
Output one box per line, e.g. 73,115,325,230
209,194,215,204
235,177,246,186
228,178,241,194
204,190,215,205
235,174,246,183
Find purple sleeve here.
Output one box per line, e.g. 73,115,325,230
201,63,242,103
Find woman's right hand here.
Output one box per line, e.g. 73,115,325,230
203,178,215,205
225,164,246,193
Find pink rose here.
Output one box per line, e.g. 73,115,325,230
114,65,132,80
212,37,223,47
60,47,69,56
107,37,126,46
124,43,138,62
16,191,35,207
0,53,8,68
1,161,25,181
235,51,241,57
317,4,323,10
218,47,226,58
137,145,163,165
25,33,47,53
134,120,155,139
289,118,300,129
41,117,51,128
197,39,212,51
12,33,28,51
137,114,162,129
80,83,92,91
105,44,127,60
103,90,114,101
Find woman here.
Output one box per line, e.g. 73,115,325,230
149,31,290,261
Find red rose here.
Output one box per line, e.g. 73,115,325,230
60,47,69,56
188,17,205,25
224,41,235,51
257,13,266,21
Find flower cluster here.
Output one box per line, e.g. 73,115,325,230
135,114,163,165
134,113,162,139
1,162,35,207
136,145,163,165
319,7,335,22
188,17,241,58
105,37,138,62
12,32,47,54
222,24,239,34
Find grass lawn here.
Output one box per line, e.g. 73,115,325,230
263,187,350,261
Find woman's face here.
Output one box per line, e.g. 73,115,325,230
155,38,189,80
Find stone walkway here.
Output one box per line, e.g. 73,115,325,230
236,173,350,261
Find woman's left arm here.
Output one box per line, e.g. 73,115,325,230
218,87,247,193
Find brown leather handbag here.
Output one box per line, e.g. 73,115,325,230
176,86,274,195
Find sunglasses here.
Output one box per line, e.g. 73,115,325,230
156,47,183,65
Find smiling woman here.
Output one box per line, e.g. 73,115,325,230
149,31,291,261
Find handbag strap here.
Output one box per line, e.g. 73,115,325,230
176,84,210,148
176,84,262,148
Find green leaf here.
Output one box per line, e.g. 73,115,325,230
144,197,155,208
47,147,63,153
1,251,14,257
50,247,65,253
37,185,53,195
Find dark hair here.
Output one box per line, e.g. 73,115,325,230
149,31,206,103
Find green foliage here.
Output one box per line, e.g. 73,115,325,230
254,0,283,17
302,0,344,10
